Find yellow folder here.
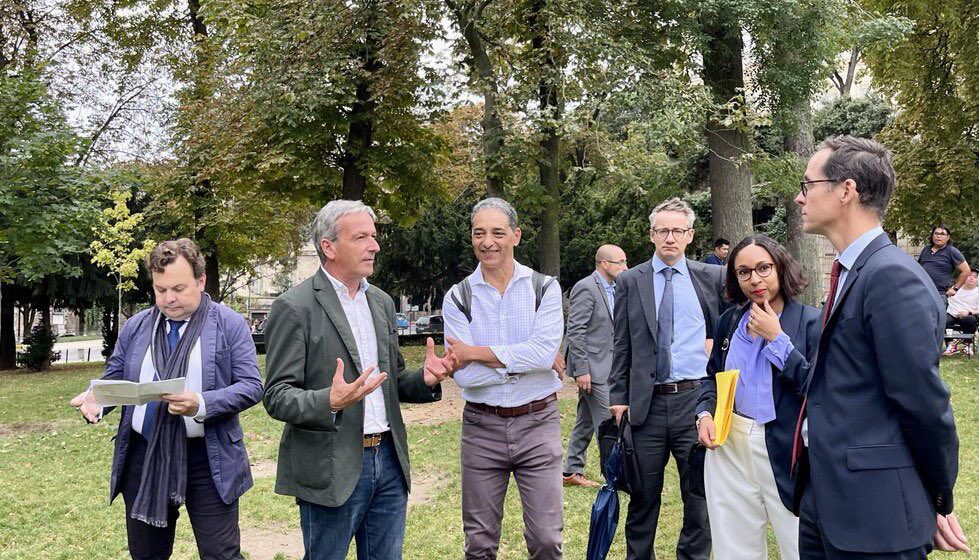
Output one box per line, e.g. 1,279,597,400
712,369,740,446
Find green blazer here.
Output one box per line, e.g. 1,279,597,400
263,269,440,507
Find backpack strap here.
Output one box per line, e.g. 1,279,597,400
450,278,474,323
531,271,557,312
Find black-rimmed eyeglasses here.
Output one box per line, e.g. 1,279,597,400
735,262,775,281
799,178,840,197
599,259,627,266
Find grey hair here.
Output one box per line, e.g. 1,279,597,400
649,197,696,228
471,197,518,230
312,200,378,261
817,135,896,219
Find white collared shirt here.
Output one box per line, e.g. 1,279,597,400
442,260,564,407
132,316,207,438
322,267,389,435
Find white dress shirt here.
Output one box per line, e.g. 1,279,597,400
323,268,389,435
442,260,564,407
132,316,207,438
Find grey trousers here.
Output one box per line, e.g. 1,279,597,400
562,382,611,475
461,400,564,560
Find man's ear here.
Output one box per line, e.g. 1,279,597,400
513,227,522,246
321,238,336,261
840,179,859,205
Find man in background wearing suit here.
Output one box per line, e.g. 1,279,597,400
561,244,628,488
609,197,726,560
71,238,263,560
793,136,967,559
263,200,456,560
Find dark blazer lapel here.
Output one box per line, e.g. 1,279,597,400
687,260,715,330
780,298,804,342
825,233,892,328
127,313,155,382
199,304,218,391
592,271,613,320
312,269,363,373
636,259,658,342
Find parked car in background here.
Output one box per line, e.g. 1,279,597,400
414,315,444,334
396,313,409,329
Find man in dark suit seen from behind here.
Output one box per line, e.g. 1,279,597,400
793,135,968,558
608,197,727,560
561,244,628,488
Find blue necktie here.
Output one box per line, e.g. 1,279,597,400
143,319,185,438
655,268,675,383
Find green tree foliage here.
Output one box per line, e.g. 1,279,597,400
859,1,979,241
813,96,894,141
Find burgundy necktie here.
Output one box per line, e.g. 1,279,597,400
791,259,841,472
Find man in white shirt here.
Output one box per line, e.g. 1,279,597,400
263,200,456,560
444,197,565,560
944,267,979,356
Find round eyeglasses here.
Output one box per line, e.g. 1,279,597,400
735,262,775,281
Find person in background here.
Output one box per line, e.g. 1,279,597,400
943,267,979,356
696,235,820,560
918,224,970,300
705,238,731,266
561,244,628,488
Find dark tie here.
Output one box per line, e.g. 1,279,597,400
143,319,186,439
791,259,841,471
655,267,676,383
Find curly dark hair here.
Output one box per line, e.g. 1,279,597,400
145,238,206,279
724,235,808,304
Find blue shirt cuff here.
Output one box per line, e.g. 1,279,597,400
761,332,793,370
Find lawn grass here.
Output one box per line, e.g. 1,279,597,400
0,351,975,559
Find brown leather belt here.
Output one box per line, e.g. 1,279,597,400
363,433,385,448
653,379,702,394
466,393,557,418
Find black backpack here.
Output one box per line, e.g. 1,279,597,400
449,271,556,322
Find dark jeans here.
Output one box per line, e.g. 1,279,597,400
625,387,710,560
946,313,978,335
298,436,408,560
121,433,243,560
798,482,930,560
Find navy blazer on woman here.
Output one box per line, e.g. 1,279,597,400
799,233,958,554
99,302,263,506
696,298,821,511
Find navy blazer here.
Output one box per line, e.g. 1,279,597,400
609,257,727,426
800,233,959,553
100,302,263,505
696,298,821,511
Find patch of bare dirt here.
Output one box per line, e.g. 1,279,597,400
400,376,579,426
408,468,450,507
250,459,277,479
240,525,304,560
0,421,55,437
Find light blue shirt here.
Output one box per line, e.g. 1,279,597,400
834,226,886,309
652,255,709,382
597,273,616,318
725,310,794,424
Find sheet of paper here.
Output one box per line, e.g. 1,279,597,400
89,378,186,407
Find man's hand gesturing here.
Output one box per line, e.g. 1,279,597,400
329,358,387,412
423,337,458,386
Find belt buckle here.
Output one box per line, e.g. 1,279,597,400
365,433,381,447
665,383,679,394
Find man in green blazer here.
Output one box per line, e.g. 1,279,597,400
263,200,457,560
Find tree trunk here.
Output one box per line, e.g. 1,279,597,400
341,4,382,202
702,17,754,243
783,105,823,307
101,302,118,359
529,0,562,279
447,0,507,199
205,251,221,301
0,284,15,370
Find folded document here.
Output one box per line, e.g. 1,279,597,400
88,378,185,407
712,369,740,446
